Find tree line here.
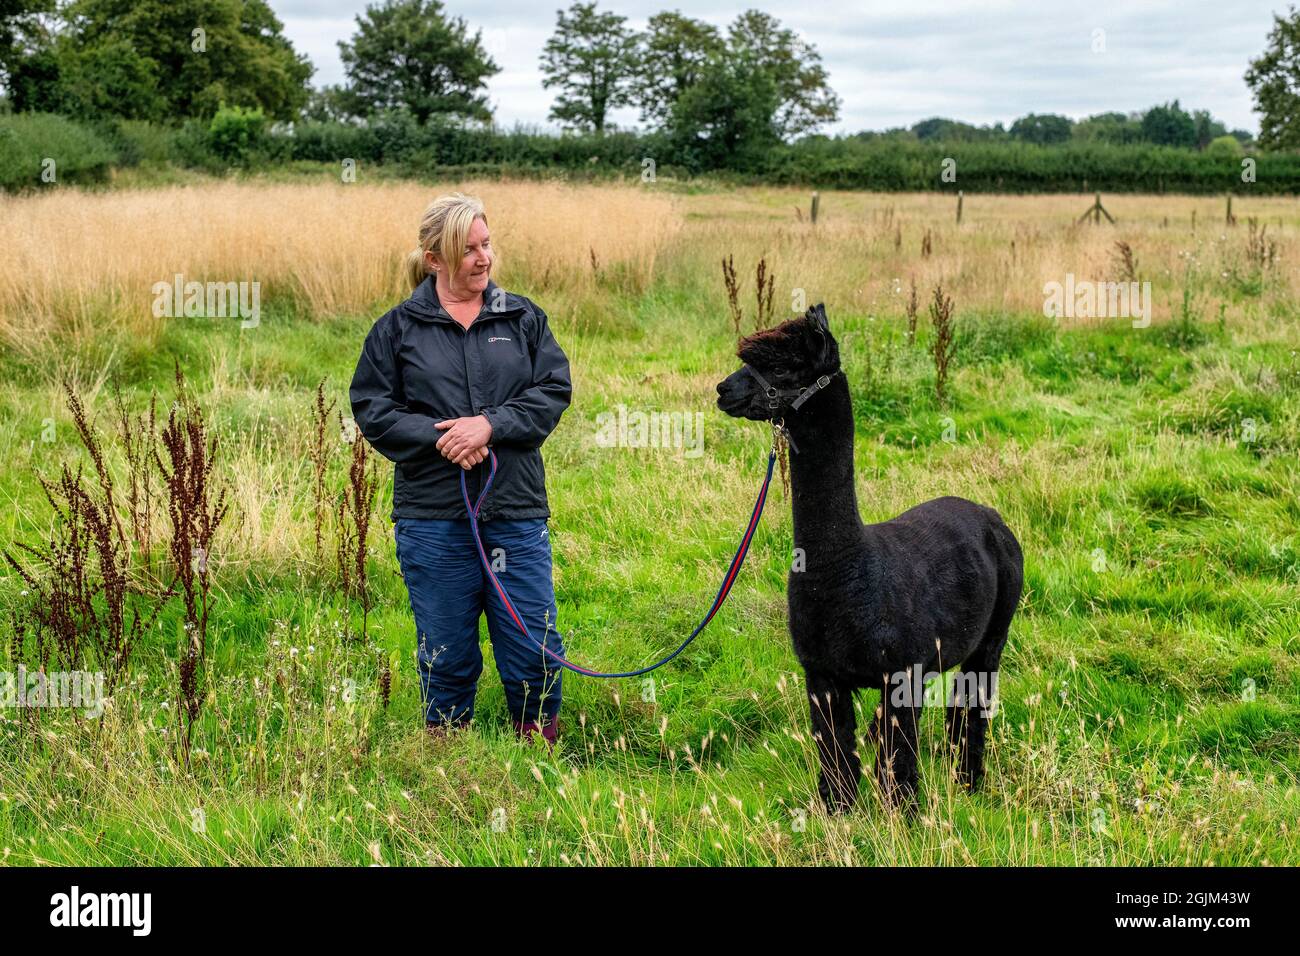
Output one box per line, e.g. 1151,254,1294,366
1,0,1298,181
900,104,1252,156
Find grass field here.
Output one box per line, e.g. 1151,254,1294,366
1,177,1297,865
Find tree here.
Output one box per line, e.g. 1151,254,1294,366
912,117,1005,142
1140,100,1196,147
54,33,166,119
667,49,779,170
726,9,839,139
0,0,56,102
338,0,499,125
637,7,838,163
1244,6,1300,149
540,2,638,134
302,84,354,123
10,0,314,121
1009,112,1072,145
631,11,722,128
1191,109,1227,149
1072,111,1143,145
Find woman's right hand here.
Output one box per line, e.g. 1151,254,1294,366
453,445,489,470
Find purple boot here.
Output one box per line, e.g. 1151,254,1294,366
513,715,559,750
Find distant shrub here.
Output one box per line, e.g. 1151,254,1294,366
287,119,375,163
0,112,117,190
103,118,179,166
207,105,268,166
1206,134,1244,159
278,114,657,175
172,118,220,170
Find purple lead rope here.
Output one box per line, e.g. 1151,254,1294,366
458,447,777,678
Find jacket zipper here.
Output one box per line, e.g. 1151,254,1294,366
436,305,523,514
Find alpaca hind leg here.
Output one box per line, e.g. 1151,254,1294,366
947,630,1007,793
944,691,973,790
951,525,1022,792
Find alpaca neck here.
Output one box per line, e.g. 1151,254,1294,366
783,375,862,560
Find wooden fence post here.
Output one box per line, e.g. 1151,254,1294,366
1077,193,1115,225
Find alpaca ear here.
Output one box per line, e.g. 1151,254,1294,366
803,305,831,362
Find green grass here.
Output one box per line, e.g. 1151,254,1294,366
1,195,1298,867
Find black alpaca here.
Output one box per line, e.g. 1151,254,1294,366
716,304,1023,814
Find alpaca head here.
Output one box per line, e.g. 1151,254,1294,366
715,303,840,422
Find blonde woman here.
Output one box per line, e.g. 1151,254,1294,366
350,193,572,747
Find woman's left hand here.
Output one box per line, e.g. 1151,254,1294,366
435,415,493,466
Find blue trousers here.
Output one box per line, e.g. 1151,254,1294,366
394,517,564,725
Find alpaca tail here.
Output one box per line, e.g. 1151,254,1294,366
981,519,1024,666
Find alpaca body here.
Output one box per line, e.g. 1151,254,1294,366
716,304,1023,813
788,495,1020,684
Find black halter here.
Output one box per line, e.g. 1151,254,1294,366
743,366,841,455
744,366,840,412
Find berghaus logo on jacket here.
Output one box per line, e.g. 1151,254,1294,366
488,336,512,343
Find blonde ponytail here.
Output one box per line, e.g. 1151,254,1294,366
404,193,490,291
404,247,427,291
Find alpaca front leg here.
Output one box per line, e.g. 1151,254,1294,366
871,675,921,813
806,670,860,814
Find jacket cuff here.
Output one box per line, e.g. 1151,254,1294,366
480,407,503,443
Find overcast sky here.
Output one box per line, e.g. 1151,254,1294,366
272,0,1286,135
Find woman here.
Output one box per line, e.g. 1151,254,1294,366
349,193,572,747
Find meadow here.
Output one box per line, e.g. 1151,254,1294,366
0,176,1297,865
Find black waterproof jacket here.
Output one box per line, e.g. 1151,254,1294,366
349,275,572,522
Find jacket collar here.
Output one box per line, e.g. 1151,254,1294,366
406,275,523,324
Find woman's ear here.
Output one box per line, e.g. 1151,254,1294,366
424,249,441,274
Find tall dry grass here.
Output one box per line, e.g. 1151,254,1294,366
677,188,1300,337
0,179,682,355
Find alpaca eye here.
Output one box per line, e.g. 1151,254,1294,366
771,366,788,377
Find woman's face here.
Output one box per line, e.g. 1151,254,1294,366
428,216,493,299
